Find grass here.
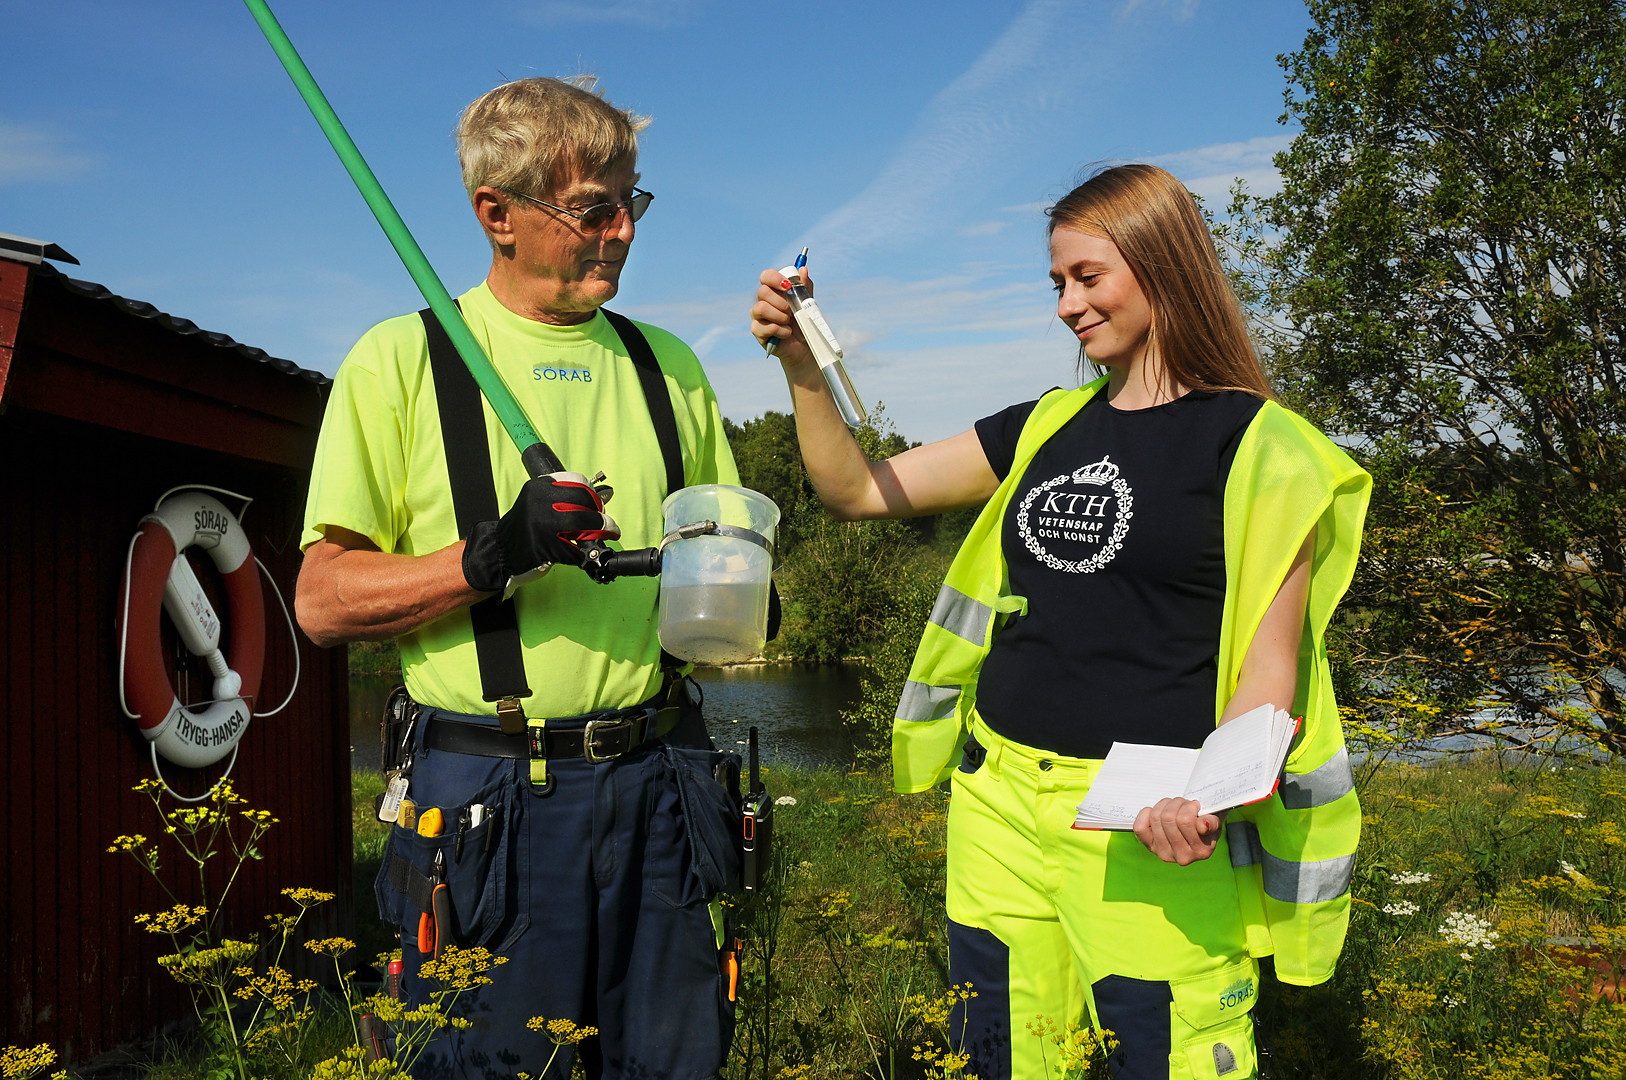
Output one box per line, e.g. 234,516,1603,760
68,760,1624,1078
344,756,1626,1078
351,769,395,971
726,757,1626,1078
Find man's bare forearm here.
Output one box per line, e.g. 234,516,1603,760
296,532,493,647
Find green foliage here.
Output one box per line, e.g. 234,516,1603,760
725,405,977,667
1228,0,1626,753
725,766,953,1080
347,640,401,677
839,562,947,763
726,760,1626,1080
106,780,348,1080
1257,758,1626,1078
724,412,822,556
350,770,397,968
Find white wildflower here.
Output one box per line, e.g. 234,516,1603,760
1439,911,1499,952
1441,993,1464,1008
1382,901,1420,916
1559,860,1595,886
1389,871,1433,885
774,795,798,806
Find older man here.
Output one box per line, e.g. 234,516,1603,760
297,77,739,1079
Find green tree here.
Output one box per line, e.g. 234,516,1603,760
723,411,820,556
1238,0,1626,751
725,405,972,665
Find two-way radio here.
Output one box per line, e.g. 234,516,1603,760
741,726,773,894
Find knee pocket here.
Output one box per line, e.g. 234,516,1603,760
1168,958,1258,1080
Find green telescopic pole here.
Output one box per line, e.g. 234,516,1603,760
241,0,563,476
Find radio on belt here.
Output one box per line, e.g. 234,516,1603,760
741,726,773,893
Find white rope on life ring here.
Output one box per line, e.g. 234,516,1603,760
117,491,267,775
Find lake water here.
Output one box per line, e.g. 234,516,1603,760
348,662,867,773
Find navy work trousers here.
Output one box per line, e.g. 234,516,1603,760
384,707,735,1080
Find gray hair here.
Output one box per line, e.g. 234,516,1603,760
456,76,649,200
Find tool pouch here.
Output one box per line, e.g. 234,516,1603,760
375,775,521,952
660,745,745,900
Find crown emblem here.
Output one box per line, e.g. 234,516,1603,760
1071,455,1120,486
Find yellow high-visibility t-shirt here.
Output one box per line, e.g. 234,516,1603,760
301,282,740,716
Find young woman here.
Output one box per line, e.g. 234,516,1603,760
752,164,1370,1080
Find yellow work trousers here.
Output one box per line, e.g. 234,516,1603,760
945,713,1259,1080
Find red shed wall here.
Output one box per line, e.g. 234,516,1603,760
0,277,347,1062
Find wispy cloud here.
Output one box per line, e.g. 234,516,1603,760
790,0,1098,274
706,330,1081,443
627,267,1057,366
1149,134,1292,202
519,0,696,27
0,121,95,183
1118,0,1198,20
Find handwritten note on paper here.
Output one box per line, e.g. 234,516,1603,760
1181,705,1276,811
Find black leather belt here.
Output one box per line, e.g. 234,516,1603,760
426,705,657,763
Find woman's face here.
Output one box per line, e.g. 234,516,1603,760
1049,228,1154,370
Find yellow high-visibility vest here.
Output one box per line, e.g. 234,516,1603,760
893,379,1372,985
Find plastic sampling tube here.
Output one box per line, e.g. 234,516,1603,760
241,0,563,476
772,266,867,429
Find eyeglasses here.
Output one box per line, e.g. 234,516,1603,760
500,186,654,232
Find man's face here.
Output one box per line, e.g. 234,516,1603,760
505,158,640,319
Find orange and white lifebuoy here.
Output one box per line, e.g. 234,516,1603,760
117,492,265,769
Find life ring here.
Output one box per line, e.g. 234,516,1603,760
117,492,265,769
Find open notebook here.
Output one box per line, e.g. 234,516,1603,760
1072,703,1299,830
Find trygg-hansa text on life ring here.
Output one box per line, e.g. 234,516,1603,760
118,492,266,768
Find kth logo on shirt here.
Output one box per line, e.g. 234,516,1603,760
1015,455,1135,573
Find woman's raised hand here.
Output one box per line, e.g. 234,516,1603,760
751,266,813,368
1133,798,1225,865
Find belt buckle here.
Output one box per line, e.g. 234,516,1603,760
582,717,632,764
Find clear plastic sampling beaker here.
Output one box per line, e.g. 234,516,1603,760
658,485,780,665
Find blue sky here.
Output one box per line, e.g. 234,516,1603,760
3,0,1311,443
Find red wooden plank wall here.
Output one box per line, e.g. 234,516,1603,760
0,260,28,397
0,406,349,1062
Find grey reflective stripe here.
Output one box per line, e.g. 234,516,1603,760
1228,821,1263,868
1261,851,1355,905
1229,820,1353,903
1280,747,1355,810
897,681,961,723
928,585,993,645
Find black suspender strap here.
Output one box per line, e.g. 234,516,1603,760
600,308,686,498
419,305,693,704
600,309,694,665
420,307,532,703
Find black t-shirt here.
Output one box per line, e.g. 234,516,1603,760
973,388,1265,758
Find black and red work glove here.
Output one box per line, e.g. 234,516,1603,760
462,471,620,593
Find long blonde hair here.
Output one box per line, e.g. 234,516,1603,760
1047,164,1272,399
